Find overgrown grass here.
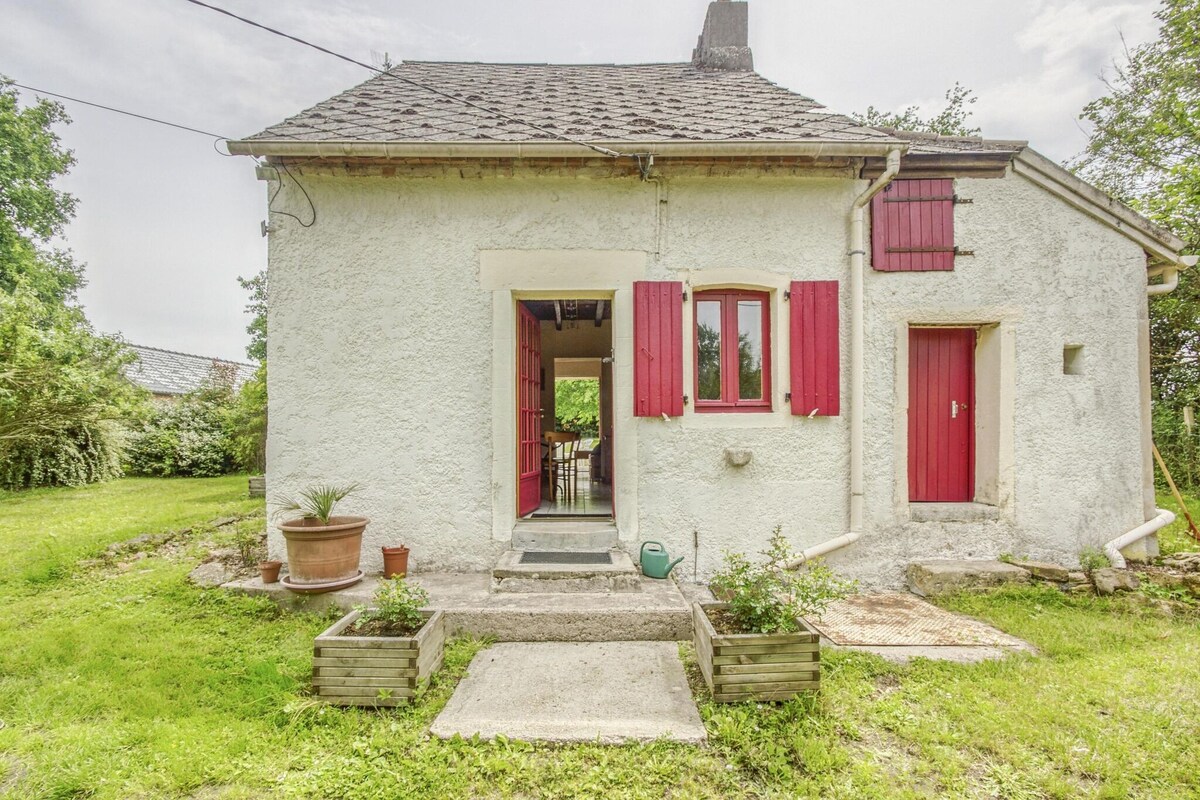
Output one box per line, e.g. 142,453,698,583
1,479,1199,798
0,476,260,584
1155,491,1200,554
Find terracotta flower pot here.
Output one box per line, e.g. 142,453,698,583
278,516,368,586
259,560,282,584
381,545,410,579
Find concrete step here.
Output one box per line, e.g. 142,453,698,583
221,572,693,641
491,549,641,594
511,520,620,551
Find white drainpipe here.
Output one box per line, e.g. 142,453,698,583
787,148,902,569
1117,255,1195,565
1105,508,1175,569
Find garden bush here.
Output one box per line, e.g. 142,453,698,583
126,368,238,477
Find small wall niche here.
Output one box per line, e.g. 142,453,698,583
1063,344,1085,375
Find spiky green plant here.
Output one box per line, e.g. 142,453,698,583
274,483,360,525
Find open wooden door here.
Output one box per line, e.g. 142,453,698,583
518,304,542,517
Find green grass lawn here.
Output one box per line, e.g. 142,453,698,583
1,479,1199,799
1155,491,1200,554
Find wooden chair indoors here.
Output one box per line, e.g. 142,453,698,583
543,431,580,502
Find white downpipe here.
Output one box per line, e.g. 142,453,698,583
1147,266,1179,296
787,148,902,569
1104,508,1175,569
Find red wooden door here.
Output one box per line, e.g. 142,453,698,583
518,304,542,517
908,328,975,502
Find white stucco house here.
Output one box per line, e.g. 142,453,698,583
230,1,1193,587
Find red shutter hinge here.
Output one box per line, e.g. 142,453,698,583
683,395,690,406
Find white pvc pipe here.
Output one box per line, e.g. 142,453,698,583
1104,508,1175,569
1147,267,1179,296
787,148,901,569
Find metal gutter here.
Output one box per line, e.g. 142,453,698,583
225,138,908,160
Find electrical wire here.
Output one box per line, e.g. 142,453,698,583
270,160,316,228
178,0,630,159
8,81,233,141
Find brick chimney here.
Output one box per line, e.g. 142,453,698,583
692,1,753,71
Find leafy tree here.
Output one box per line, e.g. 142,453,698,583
853,83,981,137
226,362,266,473
238,270,267,362
0,79,141,488
554,378,600,437
0,78,82,306
1075,0,1200,487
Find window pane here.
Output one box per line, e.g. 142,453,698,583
696,300,723,401
737,300,763,400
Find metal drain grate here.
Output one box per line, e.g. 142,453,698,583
519,551,612,565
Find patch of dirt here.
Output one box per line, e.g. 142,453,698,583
844,724,937,794
0,753,27,794
84,514,264,582
703,606,802,637
344,618,421,638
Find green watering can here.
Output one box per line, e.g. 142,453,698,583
640,541,684,579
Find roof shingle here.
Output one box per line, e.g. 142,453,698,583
243,61,897,145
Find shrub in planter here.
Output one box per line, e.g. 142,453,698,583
313,578,444,707
695,528,855,703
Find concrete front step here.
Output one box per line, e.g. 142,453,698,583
511,520,620,551
491,549,641,593
221,572,692,641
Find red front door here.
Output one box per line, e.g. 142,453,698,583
518,304,542,517
908,327,975,502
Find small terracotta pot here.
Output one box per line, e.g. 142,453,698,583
259,560,283,584
381,545,410,579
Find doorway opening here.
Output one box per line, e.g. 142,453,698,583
517,298,614,520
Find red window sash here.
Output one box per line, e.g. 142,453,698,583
693,290,772,413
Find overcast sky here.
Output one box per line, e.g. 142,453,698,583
2,0,1161,362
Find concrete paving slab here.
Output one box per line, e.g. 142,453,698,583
431,642,706,744
810,593,1036,663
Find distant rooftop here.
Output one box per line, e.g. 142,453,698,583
126,345,256,397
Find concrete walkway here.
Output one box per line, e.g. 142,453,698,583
430,642,706,744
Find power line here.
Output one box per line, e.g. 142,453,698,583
8,81,233,141
178,0,628,159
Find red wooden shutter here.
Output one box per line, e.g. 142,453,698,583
789,280,840,416
871,179,955,272
633,280,683,417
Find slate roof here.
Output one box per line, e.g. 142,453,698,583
127,345,257,397
882,129,1027,155
243,61,899,145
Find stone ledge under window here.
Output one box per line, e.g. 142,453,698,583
909,503,1002,523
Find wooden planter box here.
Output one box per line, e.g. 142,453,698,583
313,609,445,707
693,602,820,703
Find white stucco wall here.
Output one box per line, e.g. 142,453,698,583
264,162,1150,586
